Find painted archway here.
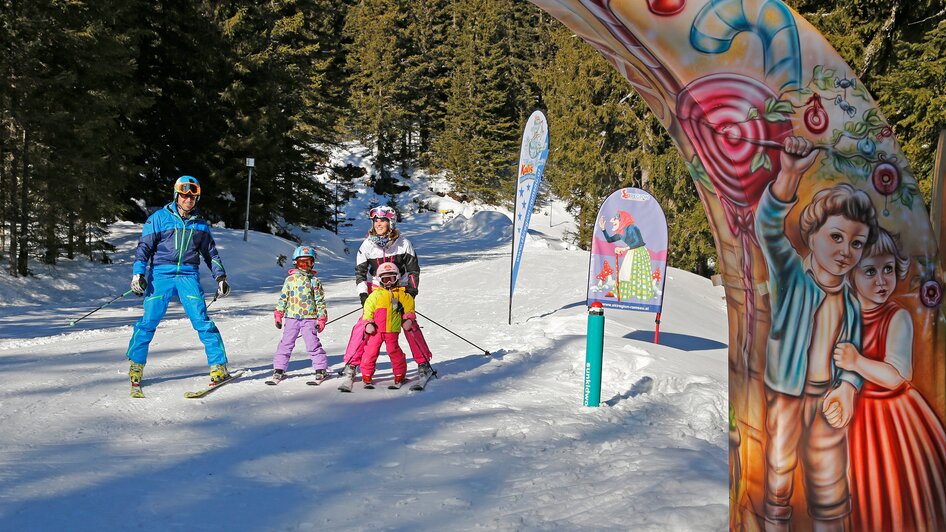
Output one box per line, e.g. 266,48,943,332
528,1,946,529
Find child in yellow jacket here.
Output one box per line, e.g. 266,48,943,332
269,246,328,384
358,262,414,386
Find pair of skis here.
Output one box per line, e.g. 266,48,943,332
264,372,330,386
336,368,436,392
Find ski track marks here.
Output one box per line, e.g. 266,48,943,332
0,208,729,530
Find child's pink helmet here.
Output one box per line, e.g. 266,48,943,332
376,262,400,287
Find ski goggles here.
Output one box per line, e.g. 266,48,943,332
378,273,399,285
369,206,396,221
294,257,314,267
174,182,201,196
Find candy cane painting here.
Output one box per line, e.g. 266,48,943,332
529,1,946,529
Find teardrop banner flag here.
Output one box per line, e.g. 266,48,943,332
509,110,550,324
587,188,668,330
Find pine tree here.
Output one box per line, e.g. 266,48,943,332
402,1,452,166
0,0,144,270
432,0,519,205
128,0,231,215
535,22,642,246
213,1,343,232
344,0,413,177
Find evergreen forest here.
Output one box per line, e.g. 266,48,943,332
1,0,943,278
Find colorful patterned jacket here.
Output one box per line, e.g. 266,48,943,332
363,287,414,333
275,269,327,320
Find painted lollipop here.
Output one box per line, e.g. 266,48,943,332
678,73,794,362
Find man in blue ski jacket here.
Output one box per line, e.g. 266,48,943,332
126,176,231,393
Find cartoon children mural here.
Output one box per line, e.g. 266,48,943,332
835,228,946,531
597,211,655,302
756,136,877,529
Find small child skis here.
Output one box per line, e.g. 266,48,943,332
340,262,412,390
269,246,329,385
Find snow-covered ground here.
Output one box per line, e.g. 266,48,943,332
0,146,729,530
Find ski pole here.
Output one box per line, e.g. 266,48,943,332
298,307,362,341
326,307,361,326
205,293,219,310
414,310,491,356
68,289,135,327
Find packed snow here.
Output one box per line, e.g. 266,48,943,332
0,146,729,530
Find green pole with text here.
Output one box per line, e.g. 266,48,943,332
583,302,605,407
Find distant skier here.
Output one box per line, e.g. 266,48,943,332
269,245,329,384
340,206,435,383
356,262,413,388
125,176,231,396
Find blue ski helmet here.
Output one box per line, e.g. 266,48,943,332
174,175,201,201
292,245,316,262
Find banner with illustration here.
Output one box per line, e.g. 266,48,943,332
529,1,946,530
510,110,550,298
587,188,668,314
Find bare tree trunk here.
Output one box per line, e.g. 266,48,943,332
67,216,75,259
8,123,18,277
0,134,6,255
17,127,29,275
859,3,900,80
43,211,56,264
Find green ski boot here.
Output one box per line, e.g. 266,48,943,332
209,363,230,385
129,361,145,398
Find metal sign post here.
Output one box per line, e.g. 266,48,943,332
243,157,255,242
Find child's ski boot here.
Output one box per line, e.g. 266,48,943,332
306,368,328,386
388,374,406,390
411,362,437,391
338,364,357,392
265,369,285,385
418,362,436,378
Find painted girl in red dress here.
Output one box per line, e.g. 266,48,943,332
833,228,946,531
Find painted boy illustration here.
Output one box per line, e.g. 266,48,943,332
755,136,877,531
